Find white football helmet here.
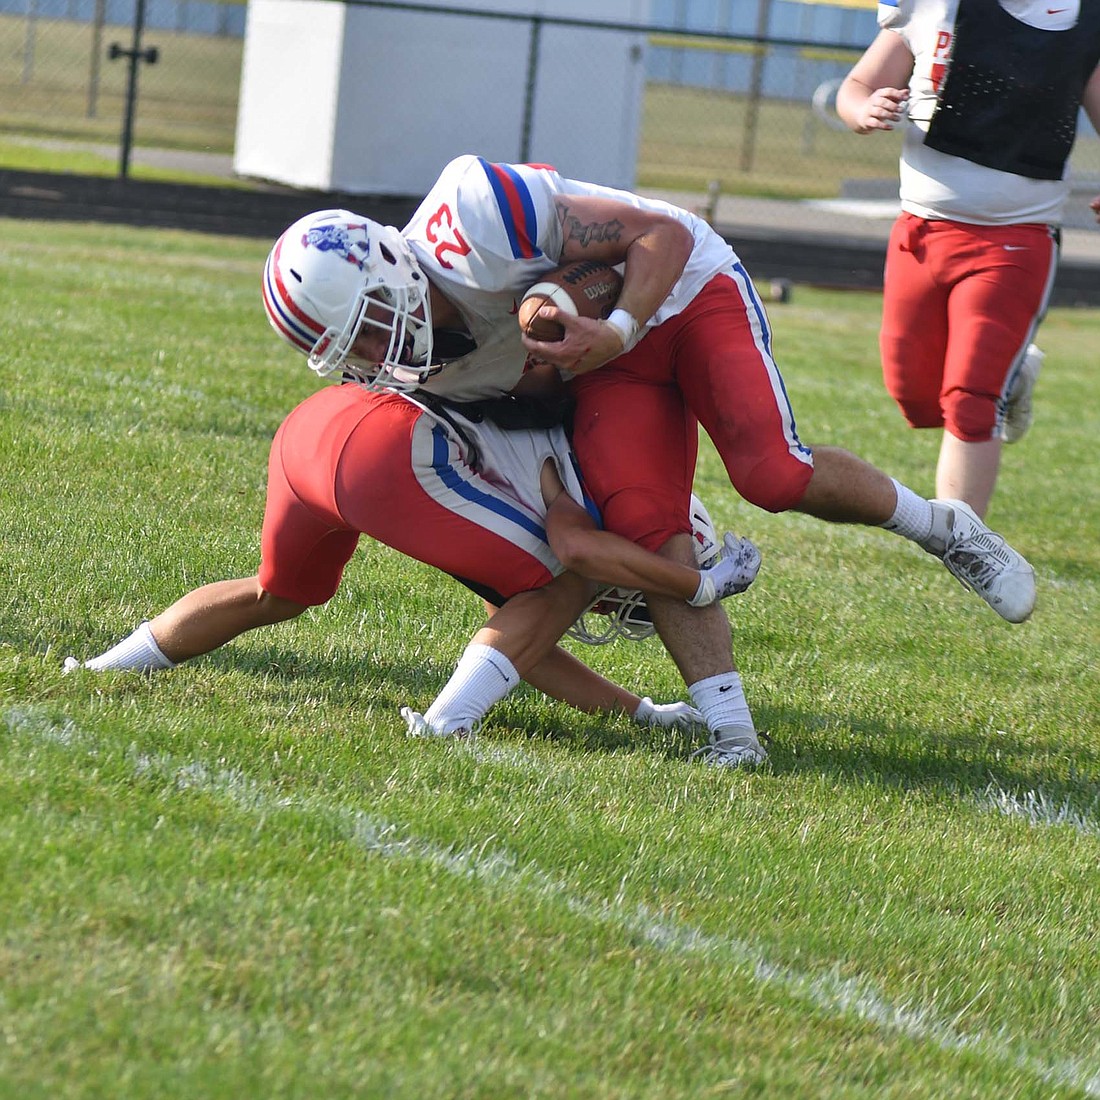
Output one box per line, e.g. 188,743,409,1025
567,494,722,645
261,209,435,392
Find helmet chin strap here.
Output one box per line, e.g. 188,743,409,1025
430,329,478,363
403,283,436,368
409,322,434,367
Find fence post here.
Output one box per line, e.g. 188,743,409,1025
741,0,774,173
109,0,159,179
22,0,37,84
87,0,106,117
519,15,543,164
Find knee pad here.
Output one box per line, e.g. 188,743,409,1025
892,395,945,430
599,487,689,553
942,388,997,442
730,453,815,514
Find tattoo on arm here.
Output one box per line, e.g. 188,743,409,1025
557,201,625,248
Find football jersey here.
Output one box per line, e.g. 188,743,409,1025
401,155,737,401
403,391,596,534
880,0,1090,224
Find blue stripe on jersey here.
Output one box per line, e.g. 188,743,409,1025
430,422,549,542
568,451,604,526
476,157,543,260
879,0,899,8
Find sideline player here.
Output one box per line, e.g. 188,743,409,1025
260,183,1037,764
836,0,1100,516
66,381,762,748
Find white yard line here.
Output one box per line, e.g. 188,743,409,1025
6,704,1100,1096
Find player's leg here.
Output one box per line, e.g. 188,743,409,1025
935,222,1056,515
64,399,351,672
879,212,952,436
671,270,1036,622
571,356,766,766
144,579,307,665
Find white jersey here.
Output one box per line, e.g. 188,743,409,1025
403,392,592,579
880,0,1078,224
401,155,737,401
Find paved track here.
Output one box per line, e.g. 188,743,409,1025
2,145,1097,306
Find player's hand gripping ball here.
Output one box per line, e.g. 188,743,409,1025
518,260,623,342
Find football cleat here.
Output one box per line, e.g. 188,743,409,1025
929,499,1036,623
1002,344,1043,444
400,706,476,739
690,727,768,768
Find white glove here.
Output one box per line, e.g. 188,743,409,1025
633,697,704,729
689,534,762,606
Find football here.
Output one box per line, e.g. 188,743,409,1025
518,260,623,342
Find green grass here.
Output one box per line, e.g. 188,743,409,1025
2,218,1099,1099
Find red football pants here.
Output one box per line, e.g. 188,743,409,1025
880,213,1058,441
569,269,814,552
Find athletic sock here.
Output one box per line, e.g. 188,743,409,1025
81,621,175,672
688,671,754,734
879,478,939,550
423,643,520,735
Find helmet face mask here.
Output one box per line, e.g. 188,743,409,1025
566,494,723,646
262,210,434,392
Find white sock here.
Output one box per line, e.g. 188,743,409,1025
423,643,520,734
83,621,175,672
688,671,754,734
879,478,935,546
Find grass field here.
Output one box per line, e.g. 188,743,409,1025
2,217,1099,1099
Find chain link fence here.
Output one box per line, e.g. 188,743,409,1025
2,0,1098,202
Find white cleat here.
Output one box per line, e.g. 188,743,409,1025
400,707,475,740
1003,344,1043,444
690,726,768,769
930,499,1036,623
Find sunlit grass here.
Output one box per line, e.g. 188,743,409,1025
1,218,1098,1099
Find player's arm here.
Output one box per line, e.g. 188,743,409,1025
835,29,914,134
464,583,700,728
538,459,762,607
541,466,701,600
521,194,693,376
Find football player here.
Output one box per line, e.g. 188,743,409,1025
258,176,1038,766
836,0,1100,517
66,379,762,747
